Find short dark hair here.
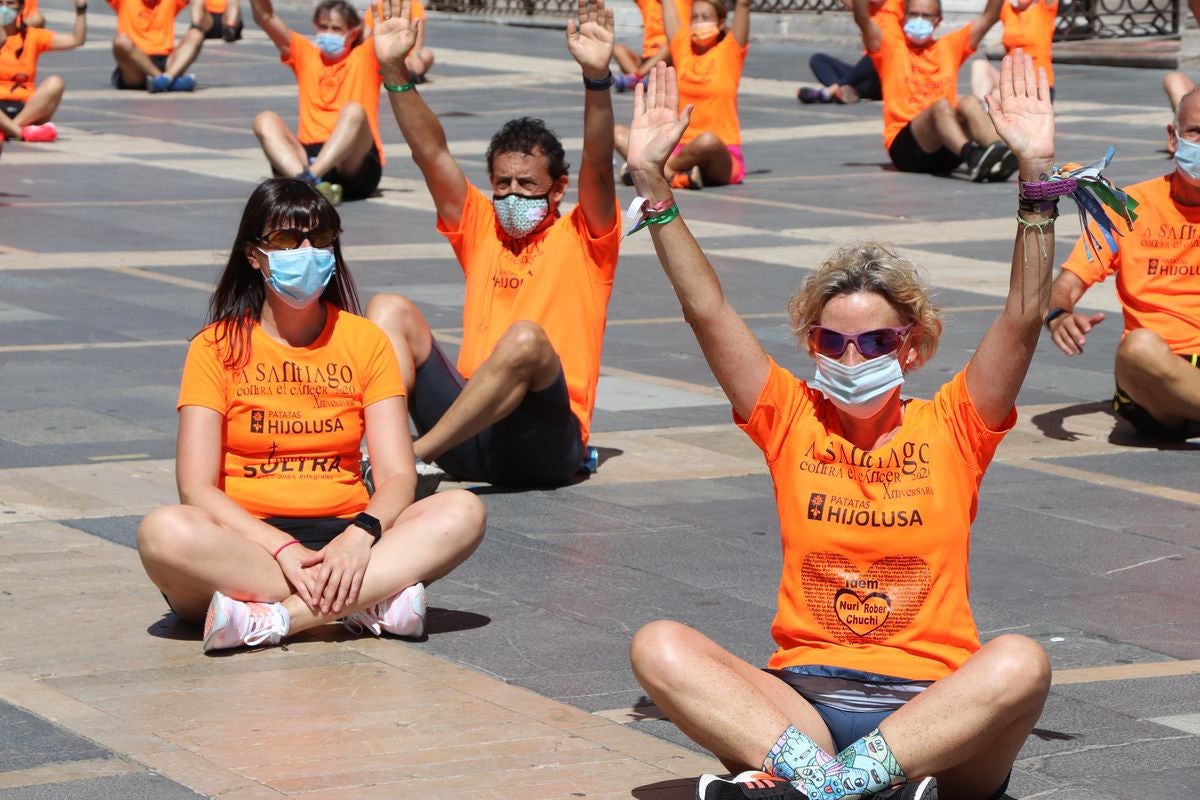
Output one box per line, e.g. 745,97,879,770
486,117,570,182
205,178,358,370
313,0,361,30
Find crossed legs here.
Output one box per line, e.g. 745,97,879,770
1114,328,1200,433
253,102,375,184
0,76,64,139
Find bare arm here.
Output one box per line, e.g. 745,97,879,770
853,0,882,54
627,64,770,419
249,0,292,56
730,0,750,47
661,0,682,48
361,396,418,523
568,0,617,236
49,1,87,48
375,0,468,227
966,52,1055,428
968,0,1004,50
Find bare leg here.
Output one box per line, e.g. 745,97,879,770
613,42,640,75
11,76,64,128
0,109,21,139
137,490,485,631
307,102,375,181
915,99,969,155
410,321,564,463
970,58,999,100
1164,71,1196,112
112,34,163,87
224,1,241,28
1115,328,1200,427
365,293,432,391
957,94,1001,146
406,49,434,78
630,620,837,770
164,25,208,79
880,635,1050,797
253,110,310,178
614,123,630,160
666,130,733,187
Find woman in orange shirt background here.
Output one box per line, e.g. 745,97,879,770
0,0,86,143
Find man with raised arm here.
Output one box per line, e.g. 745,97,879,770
854,0,1012,182
366,0,620,488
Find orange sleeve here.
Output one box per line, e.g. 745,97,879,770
361,320,406,406
930,369,1015,475
436,182,491,278
177,327,231,414
735,358,815,464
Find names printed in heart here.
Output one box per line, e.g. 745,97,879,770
802,553,933,643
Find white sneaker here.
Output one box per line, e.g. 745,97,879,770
415,459,444,500
202,591,290,652
343,583,426,638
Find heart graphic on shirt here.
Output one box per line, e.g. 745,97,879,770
801,553,932,642
832,588,892,636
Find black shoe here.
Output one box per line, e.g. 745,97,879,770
988,143,1019,182
874,776,938,800
967,141,1005,182
697,772,807,800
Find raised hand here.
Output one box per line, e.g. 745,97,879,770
985,49,1054,174
373,0,419,71
566,0,615,78
626,62,692,188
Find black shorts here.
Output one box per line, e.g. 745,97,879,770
204,15,243,40
1114,353,1200,439
111,54,168,90
409,338,585,486
264,516,351,549
302,141,382,200
0,100,25,119
888,121,962,175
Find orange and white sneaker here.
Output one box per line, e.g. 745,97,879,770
343,582,426,638
202,591,290,652
697,771,807,800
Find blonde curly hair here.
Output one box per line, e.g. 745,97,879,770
787,242,942,369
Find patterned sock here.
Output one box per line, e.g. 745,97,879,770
762,725,829,782
806,728,907,800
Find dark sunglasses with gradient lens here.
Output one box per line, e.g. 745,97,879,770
808,324,913,359
256,227,338,250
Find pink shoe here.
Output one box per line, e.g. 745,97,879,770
343,582,426,638
202,591,290,652
20,122,57,143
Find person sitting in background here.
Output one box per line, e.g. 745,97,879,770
203,0,242,42
970,0,1057,101
798,0,899,104
110,0,210,92
0,0,86,142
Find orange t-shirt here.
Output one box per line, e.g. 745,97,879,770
1001,0,1056,88
637,0,691,61
669,27,747,147
363,0,426,28
859,0,903,55
1061,174,1200,355
437,184,621,447
205,0,227,15
19,0,38,22
177,305,405,519
283,31,385,163
737,360,1015,681
108,0,189,57
0,27,54,102
871,14,975,149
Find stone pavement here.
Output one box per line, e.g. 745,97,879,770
1,3,1199,799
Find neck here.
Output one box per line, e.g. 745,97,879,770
1171,169,1200,206
260,298,328,347
834,394,904,451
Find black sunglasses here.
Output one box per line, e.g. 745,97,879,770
808,325,913,358
256,227,338,250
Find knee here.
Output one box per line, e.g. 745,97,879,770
252,109,282,136
930,98,954,118
495,320,554,369
137,505,202,564
1117,327,1172,375
440,489,487,549
690,131,723,151
958,94,983,115
981,634,1051,708
340,101,367,126
111,33,133,54
366,293,425,340
630,620,695,684
40,75,65,98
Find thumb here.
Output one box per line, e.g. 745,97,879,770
1089,312,1105,326
300,551,324,567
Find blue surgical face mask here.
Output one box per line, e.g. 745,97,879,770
811,352,905,419
903,17,935,43
492,193,550,239
0,6,19,26
1174,135,1200,181
260,246,336,308
314,32,347,57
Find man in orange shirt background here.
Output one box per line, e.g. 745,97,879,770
365,0,621,489
202,0,241,42
110,0,210,92
1046,90,1200,440
250,0,385,205
853,0,1013,182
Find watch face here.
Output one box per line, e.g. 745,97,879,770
355,513,382,538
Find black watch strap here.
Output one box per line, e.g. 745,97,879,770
352,512,382,543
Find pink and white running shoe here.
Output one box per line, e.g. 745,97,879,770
202,591,290,652
343,582,426,638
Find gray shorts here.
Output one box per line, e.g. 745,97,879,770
410,339,584,486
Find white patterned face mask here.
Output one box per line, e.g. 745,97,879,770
492,193,550,239
811,352,905,419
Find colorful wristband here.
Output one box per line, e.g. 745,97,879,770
583,71,614,91
1020,177,1078,201
271,539,300,559
384,81,416,94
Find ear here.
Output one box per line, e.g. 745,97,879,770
246,243,265,272
1168,122,1178,156
549,174,569,205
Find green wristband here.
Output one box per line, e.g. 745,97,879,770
384,81,416,94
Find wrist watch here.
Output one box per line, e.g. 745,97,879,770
352,512,382,544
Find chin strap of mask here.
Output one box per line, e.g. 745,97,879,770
1019,145,1140,261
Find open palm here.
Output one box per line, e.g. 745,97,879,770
986,49,1054,165
627,63,691,178
566,0,614,74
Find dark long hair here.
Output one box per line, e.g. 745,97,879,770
205,178,361,369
